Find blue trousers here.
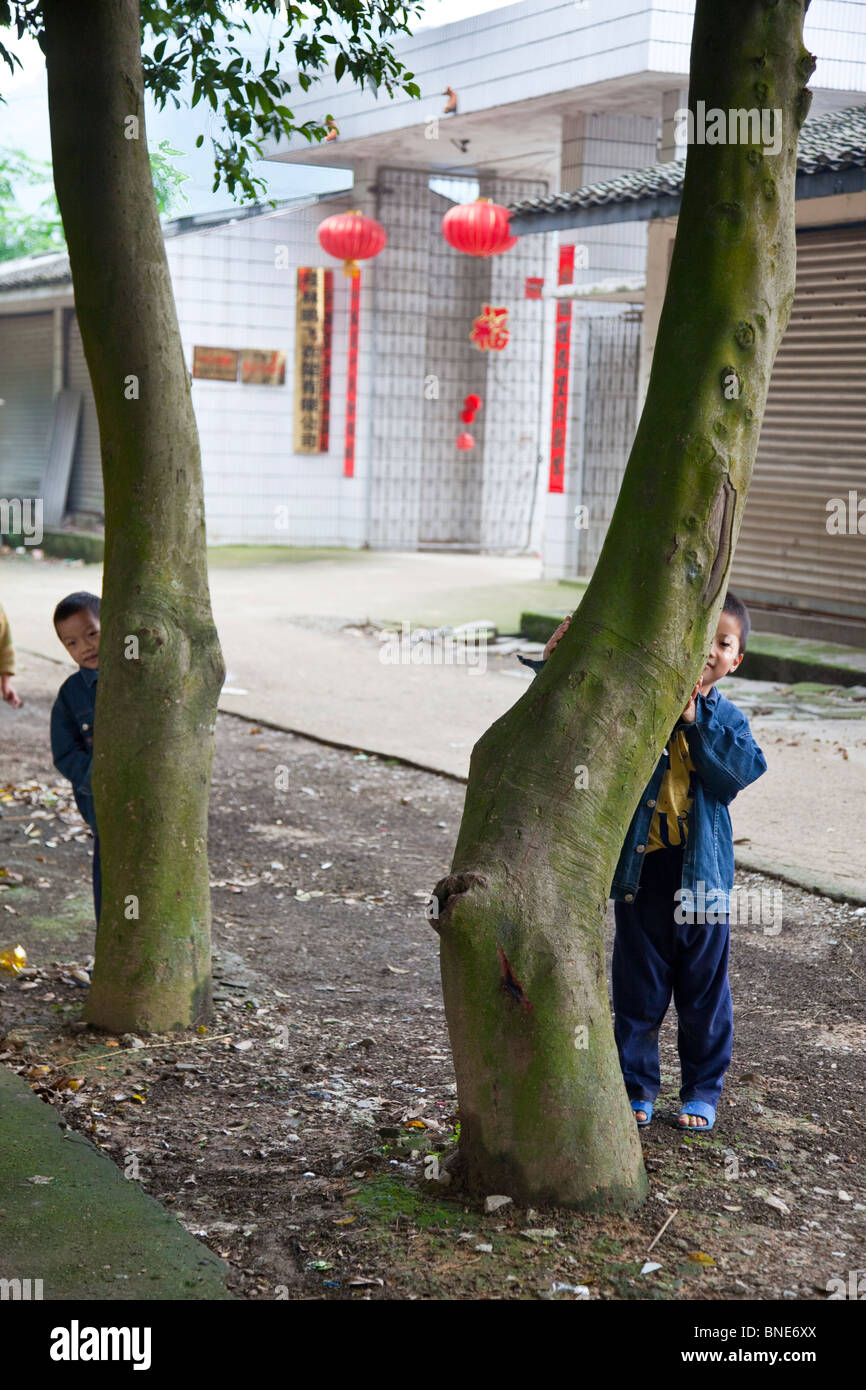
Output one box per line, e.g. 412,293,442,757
612,847,733,1107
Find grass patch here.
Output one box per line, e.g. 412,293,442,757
206,546,367,568
591,1233,625,1256
25,894,95,943
350,1174,467,1231
380,579,587,637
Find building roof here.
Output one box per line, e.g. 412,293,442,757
0,195,319,295
0,250,71,292
509,103,866,232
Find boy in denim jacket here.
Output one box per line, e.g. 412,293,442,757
520,593,766,1133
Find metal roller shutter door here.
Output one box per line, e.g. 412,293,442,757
0,312,54,497
65,312,104,514
732,223,866,621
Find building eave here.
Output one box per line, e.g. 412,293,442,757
509,161,866,234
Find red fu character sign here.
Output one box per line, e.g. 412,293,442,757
470,304,509,352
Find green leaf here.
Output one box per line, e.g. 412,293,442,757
135,0,427,204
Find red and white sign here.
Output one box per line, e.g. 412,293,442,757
470,304,509,352
318,269,333,453
344,273,361,477
548,245,574,493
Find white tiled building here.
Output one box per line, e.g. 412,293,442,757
1,0,864,564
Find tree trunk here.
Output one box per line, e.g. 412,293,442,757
42,0,225,1033
433,0,814,1207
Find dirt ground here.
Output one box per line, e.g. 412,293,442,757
1,659,864,1302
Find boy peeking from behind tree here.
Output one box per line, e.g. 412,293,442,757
50,591,102,925
520,593,766,1134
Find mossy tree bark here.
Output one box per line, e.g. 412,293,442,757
42,0,225,1032
433,1,814,1207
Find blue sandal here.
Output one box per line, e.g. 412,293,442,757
631,1099,653,1127
677,1100,716,1133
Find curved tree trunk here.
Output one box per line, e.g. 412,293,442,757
433,0,814,1207
43,0,225,1032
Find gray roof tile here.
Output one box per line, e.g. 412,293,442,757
509,104,866,219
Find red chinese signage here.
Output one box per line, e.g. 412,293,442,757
525,276,544,300
192,346,238,381
548,245,574,493
344,272,361,478
470,304,509,351
294,268,332,453
241,349,286,385
319,269,333,453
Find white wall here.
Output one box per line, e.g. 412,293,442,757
167,202,368,547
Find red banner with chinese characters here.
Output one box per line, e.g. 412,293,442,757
344,272,361,478
548,244,575,493
294,268,329,453
318,269,333,453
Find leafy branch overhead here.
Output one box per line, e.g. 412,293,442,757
0,141,189,261
142,0,426,202
1,1,424,202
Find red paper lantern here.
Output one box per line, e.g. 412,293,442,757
318,209,386,277
456,433,475,451
442,198,512,258
464,393,482,412
460,408,475,424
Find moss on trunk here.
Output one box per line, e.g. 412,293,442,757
42,0,225,1032
434,0,814,1207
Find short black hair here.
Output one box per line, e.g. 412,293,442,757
53,592,101,627
722,590,750,653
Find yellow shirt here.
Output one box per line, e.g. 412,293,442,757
647,728,696,852
0,604,15,676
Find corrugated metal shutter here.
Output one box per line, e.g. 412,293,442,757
65,312,104,514
732,224,866,620
0,313,54,496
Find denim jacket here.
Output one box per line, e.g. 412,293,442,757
50,665,98,832
519,655,767,913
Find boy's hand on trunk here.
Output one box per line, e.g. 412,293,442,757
680,679,702,723
542,615,571,660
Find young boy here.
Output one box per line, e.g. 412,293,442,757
50,592,102,923
521,592,766,1132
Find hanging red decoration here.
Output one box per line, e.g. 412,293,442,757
460,408,476,424
442,197,512,257
456,433,475,451
470,304,509,352
464,393,482,412
317,209,387,277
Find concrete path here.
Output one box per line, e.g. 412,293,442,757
0,1066,232,1300
2,549,865,901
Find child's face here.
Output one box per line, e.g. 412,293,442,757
700,611,744,690
55,609,100,669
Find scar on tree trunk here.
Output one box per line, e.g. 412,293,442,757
430,872,487,933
